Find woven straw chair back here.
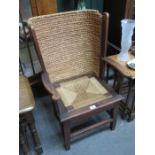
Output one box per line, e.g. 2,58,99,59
28,10,103,83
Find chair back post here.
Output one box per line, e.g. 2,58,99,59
100,12,109,80
29,27,46,73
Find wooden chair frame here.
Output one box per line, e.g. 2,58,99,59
29,11,123,150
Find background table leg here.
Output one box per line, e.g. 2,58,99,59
19,123,29,155
25,112,43,154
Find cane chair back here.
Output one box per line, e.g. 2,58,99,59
28,10,104,83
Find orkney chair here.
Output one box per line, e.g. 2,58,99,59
28,10,123,150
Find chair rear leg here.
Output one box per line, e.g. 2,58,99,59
110,105,119,130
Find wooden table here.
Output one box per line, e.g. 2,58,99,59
103,52,135,121
19,76,43,154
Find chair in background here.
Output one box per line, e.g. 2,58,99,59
28,10,123,150
19,75,43,154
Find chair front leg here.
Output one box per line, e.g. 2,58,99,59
62,121,71,150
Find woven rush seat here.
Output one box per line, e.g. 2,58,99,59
56,76,111,109
19,75,35,114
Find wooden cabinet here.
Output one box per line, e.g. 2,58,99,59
30,0,57,16
104,0,135,55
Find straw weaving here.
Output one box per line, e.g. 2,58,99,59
56,76,109,109
28,10,102,83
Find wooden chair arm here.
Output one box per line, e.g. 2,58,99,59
107,41,121,52
41,72,60,100
107,41,135,54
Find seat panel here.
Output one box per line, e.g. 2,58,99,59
19,76,35,114
56,76,112,109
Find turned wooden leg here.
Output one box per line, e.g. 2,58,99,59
62,121,71,150
128,93,135,122
19,124,29,155
110,105,119,130
25,112,43,154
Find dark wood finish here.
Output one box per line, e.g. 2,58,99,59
118,79,135,121
108,41,121,52
128,98,135,121
72,119,112,136
63,121,71,150
60,98,121,149
110,105,119,130
117,75,135,121
104,0,135,55
19,124,29,155
71,119,113,141
100,12,109,79
126,79,135,121
29,12,123,150
115,72,124,93
42,73,123,149
25,112,43,154
61,95,121,122
20,112,43,154
28,72,42,85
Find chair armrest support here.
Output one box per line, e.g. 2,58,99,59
41,72,60,100
107,41,121,52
